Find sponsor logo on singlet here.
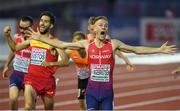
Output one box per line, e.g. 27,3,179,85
31,48,46,65
90,64,110,82
89,54,111,59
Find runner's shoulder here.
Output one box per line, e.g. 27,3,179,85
111,39,123,44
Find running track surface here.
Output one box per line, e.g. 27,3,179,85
0,63,180,110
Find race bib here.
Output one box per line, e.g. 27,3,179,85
76,67,89,79
13,55,30,73
90,64,110,82
31,48,46,65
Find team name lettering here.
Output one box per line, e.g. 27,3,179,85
89,55,111,59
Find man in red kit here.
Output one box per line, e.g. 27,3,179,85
7,16,177,110
2,16,33,110
86,16,134,71
3,11,68,110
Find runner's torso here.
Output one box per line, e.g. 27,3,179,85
13,34,31,73
87,40,115,97
28,36,58,78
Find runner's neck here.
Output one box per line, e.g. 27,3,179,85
94,38,106,48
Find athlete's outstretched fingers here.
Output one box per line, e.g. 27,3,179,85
164,41,168,45
25,30,33,38
162,44,177,54
37,27,40,34
169,45,176,48
26,28,41,39
28,27,34,33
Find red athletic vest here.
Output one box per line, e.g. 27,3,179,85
28,36,58,78
88,40,115,85
13,34,31,73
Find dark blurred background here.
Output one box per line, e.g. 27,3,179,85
0,0,180,62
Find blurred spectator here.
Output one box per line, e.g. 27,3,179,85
165,4,176,18
165,8,175,18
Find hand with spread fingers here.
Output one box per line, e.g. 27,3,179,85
159,42,177,54
26,27,41,40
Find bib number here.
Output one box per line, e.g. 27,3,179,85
13,55,30,73
76,67,89,79
90,64,110,82
31,48,46,65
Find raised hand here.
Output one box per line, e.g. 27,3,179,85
26,27,41,40
3,26,11,37
160,41,177,54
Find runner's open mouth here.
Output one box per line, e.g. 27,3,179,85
100,31,105,35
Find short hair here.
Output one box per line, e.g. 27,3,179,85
20,16,33,26
40,11,56,25
88,16,95,25
91,16,108,25
73,31,85,39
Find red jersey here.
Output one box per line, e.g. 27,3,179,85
85,33,89,40
88,40,115,85
13,34,31,73
28,37,58,78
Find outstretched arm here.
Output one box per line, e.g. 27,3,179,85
27,27,85,49
37,37,86,49
113,39,177,54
